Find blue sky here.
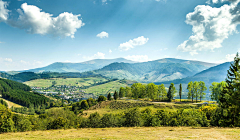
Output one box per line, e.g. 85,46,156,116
0,0,240,71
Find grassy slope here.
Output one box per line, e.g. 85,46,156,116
0,97,23,108
24,77,108,88
1,127,239,140
82,100,202,117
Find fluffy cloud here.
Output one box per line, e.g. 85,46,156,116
124,55,151,62
8,3,84,38
109,49,112,53
97,31,109,38
0,0,9,22
83,52,105,60
217,53,237,63
178,0,240,55
119,36,149,51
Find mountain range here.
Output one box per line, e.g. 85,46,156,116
0,58,232,85
24,58,135,73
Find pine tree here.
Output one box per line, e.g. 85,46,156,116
167,83,176,102
179,83,182,102
113,90,119,100
219,53,240,126
107,93,112,101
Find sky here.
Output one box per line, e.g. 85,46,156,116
0,0,240,71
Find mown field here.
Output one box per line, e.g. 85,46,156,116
84,80,131,95
24,77,108,88
1,127,239,140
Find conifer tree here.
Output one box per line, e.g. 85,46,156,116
113,90,119,100
167,83,176,102
219,53,240,126
107,93,112,101
179,83,182,102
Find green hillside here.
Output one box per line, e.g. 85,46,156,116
94,58,216,83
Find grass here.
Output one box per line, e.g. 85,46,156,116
0,97,23,108
1,127,239,140
24,77,108,88
84,80,129,95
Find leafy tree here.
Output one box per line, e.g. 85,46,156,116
81,100,89,110
98,95,107,102
199,81,207,101
167,83,176,102
125,87,132,97
179,83,182,102
158,84,167,101
131,83,143,99
146,83,158,100
113,91,119,100
52,81,57,87
119,87,125,98
107,93,112,101
124,108,143,127
210,82,226,103
193,81,199,103
187,81,194,103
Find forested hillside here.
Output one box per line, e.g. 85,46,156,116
0,78,50,107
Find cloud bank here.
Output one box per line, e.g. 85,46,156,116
124,55,151,62
119,36,149,51
178,0,240,55
1,1,84,38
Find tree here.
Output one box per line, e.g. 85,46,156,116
80,100,89,110
107,93,112,101
210,82,226,103
199,81,207,102
179,84,182,102
131,83,143,99
187,81,194,103
193,81,199,103
158,84,167,100
125,87,132,97
98,95,107,102
52,81,57,87
146,83,158,100
119,87,125,98
167,83,176,102
113,91,119,100
218,53,240,126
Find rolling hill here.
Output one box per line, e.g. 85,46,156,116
94,58,217,83
24,58,135,73
158,62,231,85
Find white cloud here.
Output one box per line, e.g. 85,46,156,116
119,36,149,51
4,58,12,62
124,55,151,62
109,49,112,53
83,52,105,60
217,53,237,63
178,0,240,55
20,60,29,65
9,3,84,38
97,31,109,38
0,0,9,22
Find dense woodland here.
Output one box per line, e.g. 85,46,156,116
0,54,240,133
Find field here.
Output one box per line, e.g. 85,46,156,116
24,77,108,88
1,127,239,140
84,80,131,95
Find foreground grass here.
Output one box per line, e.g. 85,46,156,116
1,127,239,140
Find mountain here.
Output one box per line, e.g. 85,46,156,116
24,58,135,73
94,58,217,83
158,62,231,85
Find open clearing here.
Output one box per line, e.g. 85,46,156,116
0,97,23,108
1,127,239,140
